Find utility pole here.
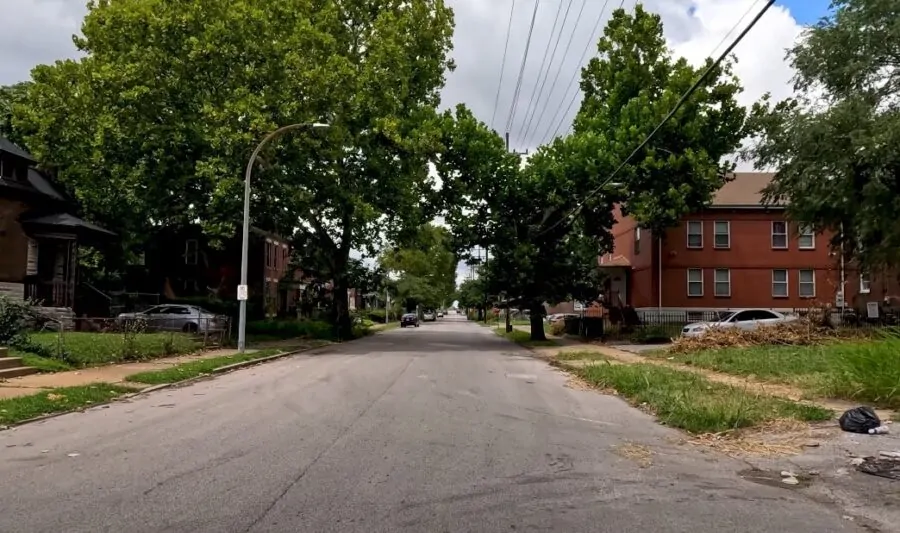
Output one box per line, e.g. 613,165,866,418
503,132,528,333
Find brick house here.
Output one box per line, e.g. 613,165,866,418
0,137,114,314
599,172,894,316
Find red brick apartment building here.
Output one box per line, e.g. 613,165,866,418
599,173,893,315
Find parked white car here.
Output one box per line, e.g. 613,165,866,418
116,304,227,333
680,309,798,338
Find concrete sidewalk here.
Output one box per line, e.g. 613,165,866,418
0,348,252,399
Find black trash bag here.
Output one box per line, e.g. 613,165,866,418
838,406,881,433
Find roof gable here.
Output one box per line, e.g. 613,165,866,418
711,172,782,207
0,136,35,162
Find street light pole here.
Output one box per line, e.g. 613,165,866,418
238,122,329,353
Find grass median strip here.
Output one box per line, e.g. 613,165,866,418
651,336,900,408
494,328,559,347
125,348,285,385
573,361,832,434
0,384,134,426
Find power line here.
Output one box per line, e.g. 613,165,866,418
535,0,612,146
514,0,574,146
490,0,517,131
519,0,590,147
536,0,777,236
504,0,542,134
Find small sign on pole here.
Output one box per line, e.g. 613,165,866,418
237,284,249,301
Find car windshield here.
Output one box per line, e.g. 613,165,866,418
714,311,737,322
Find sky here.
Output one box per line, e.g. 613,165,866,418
0,0,832,288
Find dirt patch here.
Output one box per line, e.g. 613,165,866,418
670,418,838,458
563,374,594,391
613,441,654,467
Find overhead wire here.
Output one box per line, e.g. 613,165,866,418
535,0,778,236
519,0,590,147
504,0,542,135
536,0,614,146
489,0,517,131
514,0,574,146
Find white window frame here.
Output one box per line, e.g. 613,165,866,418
772,269,788,298
713,221,730,249
714,268,731,297
798,225,815,250
860,271,871,294
771,221,788,249
799,269,816,298
686,221,703,249
687,268,704,297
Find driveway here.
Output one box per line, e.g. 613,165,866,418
0,317,860,532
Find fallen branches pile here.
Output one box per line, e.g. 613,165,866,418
670,320,869,354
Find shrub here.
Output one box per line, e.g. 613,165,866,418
0,295,37,344
366,309,387,323
247,319,335,341
550,321,566,336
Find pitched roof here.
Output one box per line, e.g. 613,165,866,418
19,212,116,236
711,172,780,207
0,136,35,162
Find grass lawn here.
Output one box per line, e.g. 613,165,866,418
0,384,134,426
654,336,900,408
22,331,201,368
575,362,832,434
494,327,558,347
125,348,284,385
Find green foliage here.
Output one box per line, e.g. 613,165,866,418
571,5,748,234
455,277,485,310
746,0,900,270
246,319,335,341
575,362,832,434
13,0,456,335
26,331,199,367
0,296,37,344
126,348,283,384
380,224,457,310
0,82,29,145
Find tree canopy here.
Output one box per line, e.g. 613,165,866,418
12,0,462,335
380,224,457,311
457,6,753,340
747,0,900,270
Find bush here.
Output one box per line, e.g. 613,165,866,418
0,295,37,344
550,321,566,336
366,309,387,323
247,319,335,341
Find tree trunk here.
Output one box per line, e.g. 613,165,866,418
528,300,547,341
329,244,353,340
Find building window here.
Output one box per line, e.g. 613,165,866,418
184,239,199,265
713,221,730,249
798,225,815,249
686,221,702,249
687,268,703,297
771,221,788,249
799,269,816,298
634,226,641,255
714,268,731,297
772,269,788,297
860,271,871,294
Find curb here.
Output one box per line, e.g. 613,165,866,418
1,343,333,431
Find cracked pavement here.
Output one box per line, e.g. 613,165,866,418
0,316,864,532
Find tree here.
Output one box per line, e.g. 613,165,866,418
454,277,485,312
0,83,29,145
470,6,751,341
14,0,455,336
380,224,457,311
746,0,900,270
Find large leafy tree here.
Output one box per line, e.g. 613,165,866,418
746,0,900,270
13,0,455,335
0,83,29,145
380,224,457,311
470,6,751,341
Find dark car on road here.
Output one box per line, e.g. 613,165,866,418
400,313,419,328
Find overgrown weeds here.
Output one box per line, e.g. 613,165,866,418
494,327,558,347
670,320,872,354
575,362,832,434
0,384,134,426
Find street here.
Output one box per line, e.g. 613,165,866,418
0,317,859,533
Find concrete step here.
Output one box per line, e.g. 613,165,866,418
0,366,39,379
0,357,25,370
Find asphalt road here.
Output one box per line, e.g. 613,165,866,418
0,316,861,532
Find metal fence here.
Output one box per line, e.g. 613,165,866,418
29,316,231,361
